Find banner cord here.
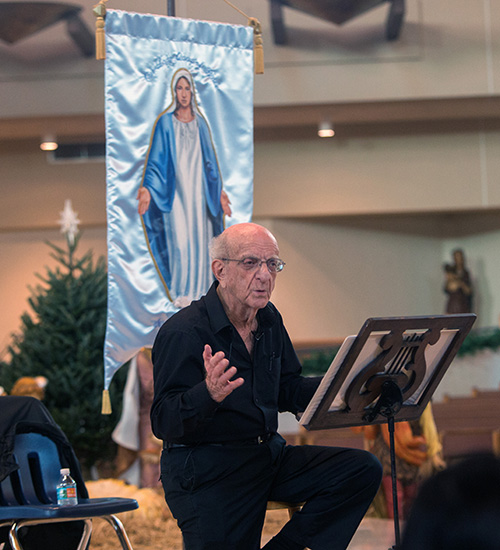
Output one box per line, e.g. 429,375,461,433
220,0,264,73
220,0,249,19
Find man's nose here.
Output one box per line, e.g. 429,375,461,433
255,261,271,276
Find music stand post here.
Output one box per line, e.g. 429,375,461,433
299,314,476,550
364,379,404,549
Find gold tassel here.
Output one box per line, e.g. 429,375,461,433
102,388,112,414
93,1,107,60
248,18,264,74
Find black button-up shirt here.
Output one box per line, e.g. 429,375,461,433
151,282,320,445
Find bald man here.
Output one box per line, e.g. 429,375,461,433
151,223,381,550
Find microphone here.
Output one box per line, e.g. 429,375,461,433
252,330,263,341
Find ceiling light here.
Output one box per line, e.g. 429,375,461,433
40,134,58,151
318,121,335,138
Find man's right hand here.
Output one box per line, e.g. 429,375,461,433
203,344,244,403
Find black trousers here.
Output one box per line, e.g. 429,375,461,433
160,434,382,550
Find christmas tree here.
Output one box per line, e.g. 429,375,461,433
0,202,126,474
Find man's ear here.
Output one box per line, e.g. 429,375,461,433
212,259,225,284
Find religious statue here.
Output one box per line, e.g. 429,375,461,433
443,248,473,314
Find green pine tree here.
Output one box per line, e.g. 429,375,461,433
0,234,126,474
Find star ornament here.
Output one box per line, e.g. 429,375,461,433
58,199,80,245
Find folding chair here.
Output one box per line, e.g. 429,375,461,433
0,424,138,550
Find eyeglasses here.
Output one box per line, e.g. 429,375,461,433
220,257,286,273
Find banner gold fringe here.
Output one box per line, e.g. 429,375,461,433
94,0,107,60
102,389,112,414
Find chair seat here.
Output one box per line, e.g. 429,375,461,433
0,497,138,520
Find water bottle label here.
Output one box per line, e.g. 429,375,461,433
57,486,77,504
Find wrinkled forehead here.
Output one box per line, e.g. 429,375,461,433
230,233,279,259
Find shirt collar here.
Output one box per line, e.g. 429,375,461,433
205,281,232,334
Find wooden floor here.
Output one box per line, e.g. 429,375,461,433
348,517,397,550
260,516,397,549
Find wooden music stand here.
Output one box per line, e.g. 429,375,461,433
299,314,476,550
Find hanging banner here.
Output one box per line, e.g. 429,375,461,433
103,10,254,392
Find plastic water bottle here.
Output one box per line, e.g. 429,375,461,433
56,468,78,506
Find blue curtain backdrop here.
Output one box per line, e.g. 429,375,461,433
104,10,254,391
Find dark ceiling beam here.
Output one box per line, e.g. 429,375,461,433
1,96,500,143
254,96,500,127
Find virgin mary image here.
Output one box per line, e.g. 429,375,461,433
137,68,232,308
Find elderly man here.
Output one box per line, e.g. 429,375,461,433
151,223,381,550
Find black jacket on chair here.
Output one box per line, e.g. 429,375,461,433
0,396,87,550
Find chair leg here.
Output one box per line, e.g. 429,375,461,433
8,518,93,550
76,519,93,550
102,515,134,550
8,522,24,550
0,520,14,543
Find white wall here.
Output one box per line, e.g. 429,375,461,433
261,219,444,341
0,228,107,358
254,130,500,218
0,147,105,231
